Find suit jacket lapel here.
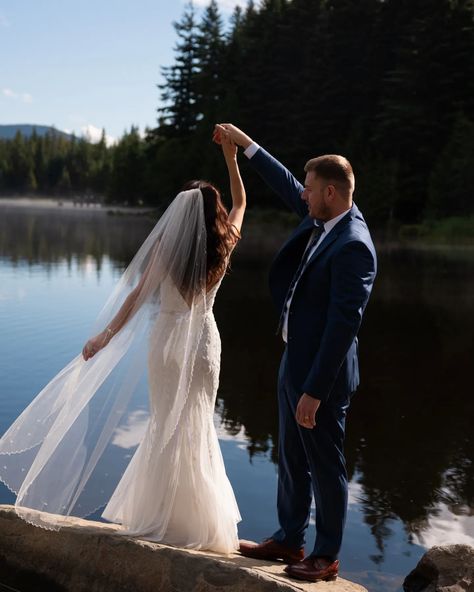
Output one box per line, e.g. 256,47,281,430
304,207,354,268
274,203,361,272
306,230,339,266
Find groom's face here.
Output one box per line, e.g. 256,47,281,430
302,171,331,220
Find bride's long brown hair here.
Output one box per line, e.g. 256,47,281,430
182,180,240,289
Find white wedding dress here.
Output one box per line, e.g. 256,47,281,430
101,274,241,554
0,188,239,554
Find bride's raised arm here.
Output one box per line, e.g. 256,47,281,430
214,124,246,235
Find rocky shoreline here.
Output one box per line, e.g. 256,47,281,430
0,505,366,592
1,505,473,591
403,544,474,591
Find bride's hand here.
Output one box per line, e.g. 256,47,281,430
82,331,109,361
214,124,237,160
212,124,223,145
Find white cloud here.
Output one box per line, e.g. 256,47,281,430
0,14,10,27
214,416,247,442
213,399,248,443
412,502,474,549
2,88,33,103
188,0,248,12
348,479,364,506
111,409,149,449
80,124,116,146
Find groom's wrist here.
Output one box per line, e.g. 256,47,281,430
240,135,253,149
243,142,260,159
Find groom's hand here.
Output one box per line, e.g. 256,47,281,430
296,393,321,429
214,123,253,150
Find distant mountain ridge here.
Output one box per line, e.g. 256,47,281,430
0,124,74,141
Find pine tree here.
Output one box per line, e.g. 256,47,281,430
90,129,111,196
33,132,47,192
7,132,34,192
67,137,92,193
157,2,199,138
195,0,225,127
374,0,474,222
217,4,246,125
427,112,474,218
58,167,72,193
108,127,146,205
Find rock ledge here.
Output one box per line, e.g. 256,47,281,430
404,544,474,592
0,504,366,591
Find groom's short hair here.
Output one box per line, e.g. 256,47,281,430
304,155,355,197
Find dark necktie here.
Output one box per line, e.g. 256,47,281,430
276,223,325,336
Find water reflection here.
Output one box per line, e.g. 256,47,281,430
347,247,474,561
0,201,156,273
1,203,473,586
412,496,474,548
111,409,149,449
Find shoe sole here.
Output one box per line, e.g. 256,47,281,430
239,552,303,565
285,572,338,582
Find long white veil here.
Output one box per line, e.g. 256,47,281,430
0,188,207,530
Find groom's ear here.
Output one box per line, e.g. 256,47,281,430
325,184,337,201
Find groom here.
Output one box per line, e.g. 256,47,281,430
216,124,377,582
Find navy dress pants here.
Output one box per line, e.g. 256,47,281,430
271,348,351,560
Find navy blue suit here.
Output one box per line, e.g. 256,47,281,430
248,147,377,559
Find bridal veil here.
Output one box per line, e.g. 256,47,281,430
0,188,208,530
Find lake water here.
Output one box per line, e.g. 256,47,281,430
0,201,473,592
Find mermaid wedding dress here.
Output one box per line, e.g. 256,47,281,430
0,188,240,554
101,275,241,553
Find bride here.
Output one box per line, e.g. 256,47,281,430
0,127,245,554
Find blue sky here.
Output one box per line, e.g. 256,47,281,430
0,0,246,144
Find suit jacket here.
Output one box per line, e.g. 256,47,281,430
248,147,377,402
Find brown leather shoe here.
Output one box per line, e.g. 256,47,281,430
284,556,339,582
238,539,305,564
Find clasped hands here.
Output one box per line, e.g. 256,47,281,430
212,123,254,158
213,123,253,149
212,124,237,159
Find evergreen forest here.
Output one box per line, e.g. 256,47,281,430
1,0,473,232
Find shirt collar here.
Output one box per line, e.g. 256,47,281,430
313,206,352,234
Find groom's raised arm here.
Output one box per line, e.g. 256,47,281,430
216,124,308,219
246,146,309,219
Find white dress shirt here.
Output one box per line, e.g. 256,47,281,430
244,142,351,342
243,142,260,159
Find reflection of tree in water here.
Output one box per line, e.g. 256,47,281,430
218,247,474,560
0,205,157,273
215,258,282,464
344,248,474,561
443,452,474,510
3,206,473,559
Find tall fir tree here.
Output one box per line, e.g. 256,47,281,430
157,2,199,138
195,0,225,128
374,0,474,222
108,126,146,205
427,112,474,218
